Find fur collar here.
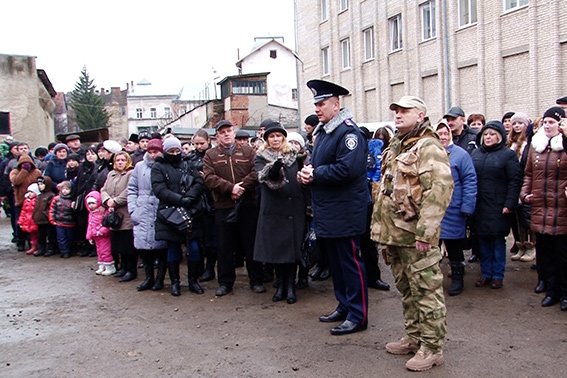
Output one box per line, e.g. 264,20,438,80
313,108,353,136
531,129,564,153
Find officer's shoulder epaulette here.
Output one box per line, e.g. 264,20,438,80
344,119,357,127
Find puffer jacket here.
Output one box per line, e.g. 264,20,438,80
203,143,257,209
18,196,38,233
521,128,567,235
127,153,167,250
101,168,133,231
33,176,55,225
471,121,522,236
151,155,205,242
49,193,75,227
9,155,42,206
84,190,111,240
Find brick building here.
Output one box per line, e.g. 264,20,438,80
295,0,567,123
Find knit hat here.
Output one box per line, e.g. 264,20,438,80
163,137,182,152
501,111,515,123
543,106,566,122
57,181,72,192
27,183,40,195
138,131,152,141
510,112,530,126
53,143,69,153
68,153,81,162
304,114,319,127
287,132,305,148
102,140,122,154
146,138,163,152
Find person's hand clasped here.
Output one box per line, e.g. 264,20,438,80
231,181,245,200
297,165,314,185
416,240,430,252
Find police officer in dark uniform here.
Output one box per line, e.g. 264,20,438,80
298,79,369,335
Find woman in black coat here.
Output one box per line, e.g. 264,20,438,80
151,137,205,297
471,121,522,289
253,122,309,304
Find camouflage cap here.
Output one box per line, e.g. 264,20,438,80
389,96,428,115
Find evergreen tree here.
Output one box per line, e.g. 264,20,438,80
69,66,110,131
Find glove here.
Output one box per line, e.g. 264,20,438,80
21,162,32,171
180,196,193,208
268,159,283,180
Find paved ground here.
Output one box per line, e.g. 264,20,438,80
0,216,566,377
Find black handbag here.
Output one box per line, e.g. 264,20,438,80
158,206,193,232
102,211,123,228
300,227,319,269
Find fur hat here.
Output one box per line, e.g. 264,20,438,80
510,112,530,126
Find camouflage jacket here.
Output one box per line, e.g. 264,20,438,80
371,119,453,247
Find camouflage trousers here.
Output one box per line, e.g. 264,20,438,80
387,245,447,352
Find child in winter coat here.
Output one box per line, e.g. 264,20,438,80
32,176,56,256
84,190,115,275
18,183,40,255
49,181,76,258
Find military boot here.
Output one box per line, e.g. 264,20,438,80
405,346,444,372
385,336,419,355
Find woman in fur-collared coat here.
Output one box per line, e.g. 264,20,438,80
253,122,310,304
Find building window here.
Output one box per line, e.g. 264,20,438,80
292,88,298,101
270,50,277,59
459,0,477,27
320,0,328,21
321,46,330,75
232,80,267,95
341,38,351,69
504,0,528,11
421,1,436,40
0,112,10,134
150,108,157,118
339,0,348,12
363,27,375,61
136,108,143,119
164,107,171,118
389,14,402,52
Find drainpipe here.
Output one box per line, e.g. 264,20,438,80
442,0,451,108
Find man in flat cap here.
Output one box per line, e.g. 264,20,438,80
203,120,265,296
444,106,477,154
371,96,453,372
557,96,567,112
298,79,369,336
65,134,85,162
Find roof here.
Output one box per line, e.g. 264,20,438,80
217,72,270,86
235,38,299,67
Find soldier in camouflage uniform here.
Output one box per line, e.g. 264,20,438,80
371,96,453,372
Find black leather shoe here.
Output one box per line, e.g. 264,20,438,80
534,281,546,294
560,298,567,311
330,320,368,336
119,272,136,282
319,310,347,323
215,285,233,296
541,296,559,307
113,269,126,278
369,279,390,291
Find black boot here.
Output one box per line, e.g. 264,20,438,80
188,262,204,294
168,262,181,296
199,252,216,282
137,255,155,291
272,265,286,302
119,255,138,282
152,257,167,291
296,264,309,289
448,262,464,296
286,264,297,304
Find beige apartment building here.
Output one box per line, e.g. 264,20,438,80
295,0,567,125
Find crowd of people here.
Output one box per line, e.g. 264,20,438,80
1,79,566,372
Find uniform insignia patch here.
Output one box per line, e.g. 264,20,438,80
345,133,358,150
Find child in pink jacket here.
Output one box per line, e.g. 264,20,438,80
18,183,40,255
84,191,115,275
